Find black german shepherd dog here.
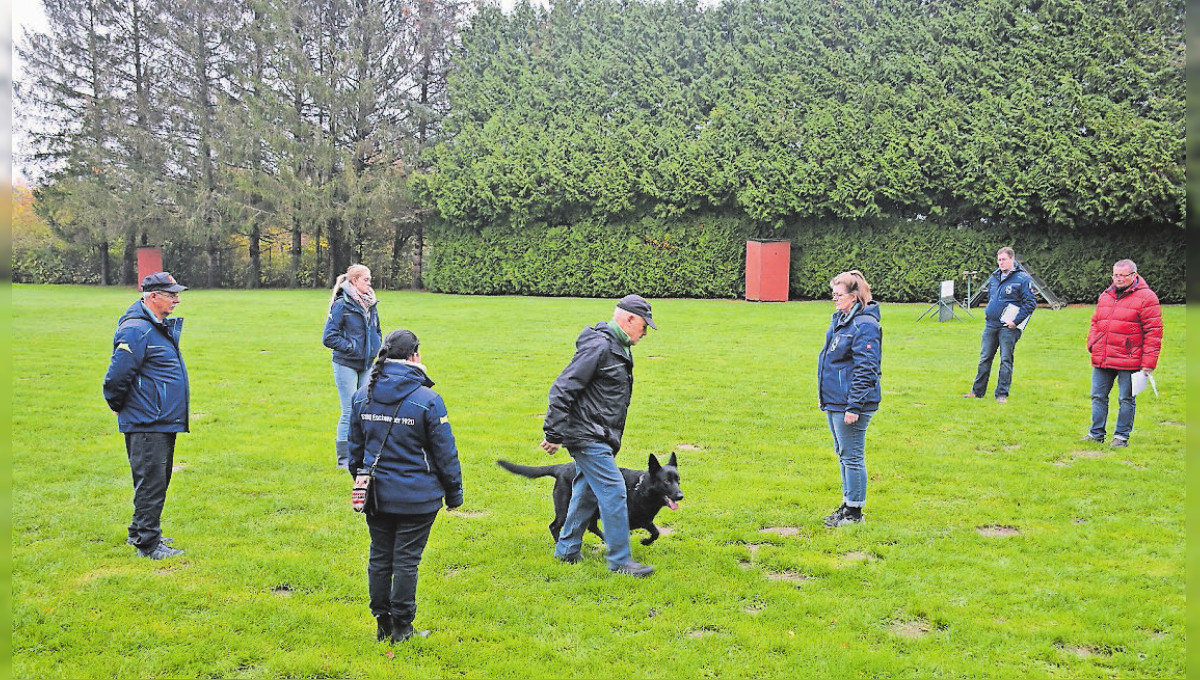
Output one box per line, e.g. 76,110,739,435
497,453,683,545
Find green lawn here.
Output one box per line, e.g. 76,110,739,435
11,285,1185,678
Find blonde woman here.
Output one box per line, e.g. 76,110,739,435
816,270,882,527
323,265,382,468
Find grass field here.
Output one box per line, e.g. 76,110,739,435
10,285,1186,678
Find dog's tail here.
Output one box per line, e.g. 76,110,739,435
496,459,563,479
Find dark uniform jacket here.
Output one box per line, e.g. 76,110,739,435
349,361,463,515
818,301,882,415
102,300,190,433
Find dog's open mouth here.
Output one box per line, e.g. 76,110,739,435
665,496,680,510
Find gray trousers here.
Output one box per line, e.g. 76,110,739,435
125,432,176,550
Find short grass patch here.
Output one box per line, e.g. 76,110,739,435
11,285,1185,678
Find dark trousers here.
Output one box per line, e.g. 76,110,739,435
366,510,438,626
125,432,176,550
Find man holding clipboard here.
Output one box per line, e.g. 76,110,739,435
963,247,1037,403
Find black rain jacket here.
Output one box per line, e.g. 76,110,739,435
543,323,633,454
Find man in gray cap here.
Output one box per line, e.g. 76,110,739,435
103,272,190,559
541,294,657,576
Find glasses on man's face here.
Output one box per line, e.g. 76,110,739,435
1111,273,1134,280
156,291,180,300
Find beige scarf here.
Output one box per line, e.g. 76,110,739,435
343,281,377,313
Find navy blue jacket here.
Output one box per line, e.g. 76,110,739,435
818,301,882,414
544,323,633,455
349,361,463,514
981,266,1037,327
102,300,190,433
323,288,382,372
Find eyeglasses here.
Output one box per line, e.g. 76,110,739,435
1111,273,1135,280
155,291,180,300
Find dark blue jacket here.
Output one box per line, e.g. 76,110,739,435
982,266,1037,327
323,288,382,372
349,361,463,514
102,300,190,433
818,301,882,414
544,323,633,455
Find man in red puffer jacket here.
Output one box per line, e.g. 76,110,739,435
1083,259,1163,448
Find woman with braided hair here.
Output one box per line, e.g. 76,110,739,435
348,329,463,643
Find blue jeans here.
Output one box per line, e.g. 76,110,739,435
826,410,874,508
366,511,438,626
333,361,370,442
554,442,633,570
971,324,1022,398
1090,368,1136,442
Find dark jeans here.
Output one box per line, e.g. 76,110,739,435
971,324,1022,398
366,510,439,625
125,432,176,550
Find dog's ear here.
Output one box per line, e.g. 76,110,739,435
648,453,661,472
668,452,678,467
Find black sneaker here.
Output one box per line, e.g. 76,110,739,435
612,561,654,577
555,552,583,564
1110,437,1129,448
127,536,173,547
138,544,184,560
824,506,864,527
822,504,847,525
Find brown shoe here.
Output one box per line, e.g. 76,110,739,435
962,392,980,398
995,396,1007,403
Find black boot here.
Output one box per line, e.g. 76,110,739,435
391,621,414,643
375,614,392,642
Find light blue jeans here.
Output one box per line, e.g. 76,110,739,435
554,442,633,570
1090,367,1136,442
826,410,875,508
333,361,370,442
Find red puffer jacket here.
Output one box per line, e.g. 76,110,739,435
1087,276,1163,371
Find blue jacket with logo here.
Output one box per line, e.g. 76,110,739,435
349,361,463,514
102,300,190,433
818,301,882,415
982,266,1037,327
323,287,382,372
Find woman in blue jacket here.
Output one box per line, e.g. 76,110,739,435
817,270,882,527
350,330,463,643
323,264,382,468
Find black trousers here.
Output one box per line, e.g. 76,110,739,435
365,510,438,625
125,432,176,550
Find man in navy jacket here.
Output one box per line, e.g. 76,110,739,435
964,247,1037,402
103,272,190,560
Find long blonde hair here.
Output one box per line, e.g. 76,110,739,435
329,264,370,310
831,270,873,307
